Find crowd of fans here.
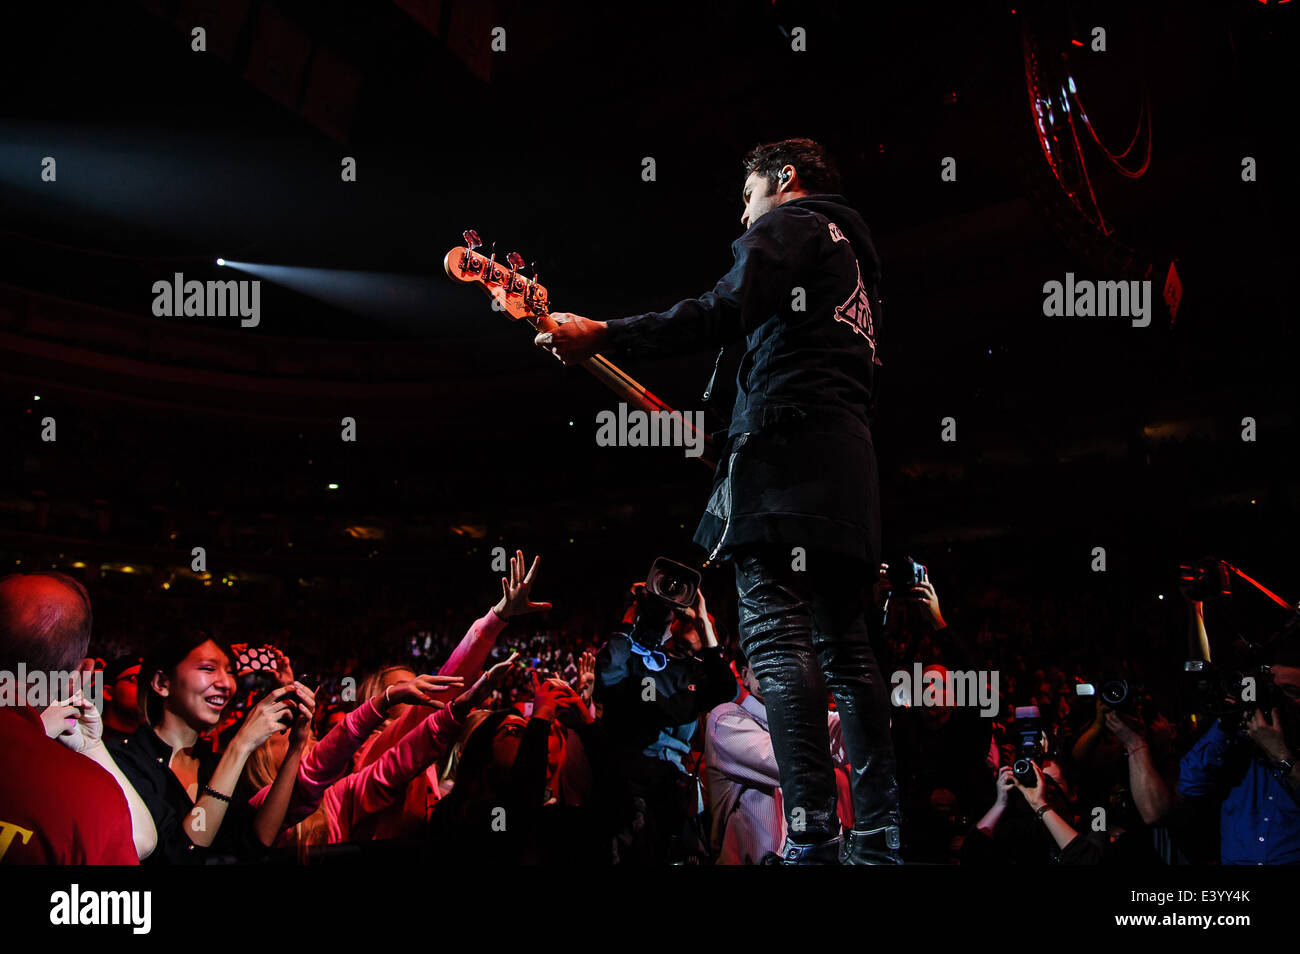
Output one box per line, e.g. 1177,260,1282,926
3,547,1299,866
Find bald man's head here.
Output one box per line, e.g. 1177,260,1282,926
0,572,93,672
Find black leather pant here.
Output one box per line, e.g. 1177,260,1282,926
735,544,900,842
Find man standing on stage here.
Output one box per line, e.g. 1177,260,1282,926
536,138,900,864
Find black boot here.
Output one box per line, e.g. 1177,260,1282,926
839,824,903,865
761,831,843,865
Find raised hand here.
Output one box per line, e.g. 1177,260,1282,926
992,765,1016,807
1104,710,1144,750
452,653,520,719
43,693,101,752
269,647,296,688
233,685,298,752
493,550,552,619
544,677,594,728
909,578,947,631
530,672,567,723
1244,707,1294,765
1010,761,1048,811
381,674,467,713
578,650,597,702
289,682,317,748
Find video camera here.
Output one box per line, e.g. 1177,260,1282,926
1075,676,1150,720
1178,557,1296,730
1184,659,1277,730
884,556,928,593
629,557,701,649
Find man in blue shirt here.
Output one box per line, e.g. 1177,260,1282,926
1178,651,1300,864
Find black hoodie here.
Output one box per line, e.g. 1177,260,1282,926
605,193,884,565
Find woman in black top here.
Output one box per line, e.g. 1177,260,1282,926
109,629,312,864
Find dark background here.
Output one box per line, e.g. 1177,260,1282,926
1,0,1296,659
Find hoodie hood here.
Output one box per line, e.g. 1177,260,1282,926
784,193,882,285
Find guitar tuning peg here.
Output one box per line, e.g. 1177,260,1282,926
463,229,481,250
506,252,525,271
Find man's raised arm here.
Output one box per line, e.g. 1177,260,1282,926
537,205,821,364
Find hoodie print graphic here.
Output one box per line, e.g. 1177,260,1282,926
827,221,876,357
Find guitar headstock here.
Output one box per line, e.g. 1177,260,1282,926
443,230,549,324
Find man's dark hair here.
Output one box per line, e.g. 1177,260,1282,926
743,138,841,195
0,572,94,672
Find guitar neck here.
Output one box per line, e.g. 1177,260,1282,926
581,353,672,416
533,314,714,470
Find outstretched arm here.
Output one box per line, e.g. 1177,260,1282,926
360,551,548,769
52,692,157,860
250,683,316,847
536,205,821,364
341,657,517,819
1107,712,1177,824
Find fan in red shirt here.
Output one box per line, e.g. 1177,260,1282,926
0,573,138,865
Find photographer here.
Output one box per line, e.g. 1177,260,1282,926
1070,694,1186,864
1177,640,1300,864
595,561,739,864
886,566,998,862
962,759,1103,865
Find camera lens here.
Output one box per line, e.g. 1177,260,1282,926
1012,759,1037,787
1102,680,1128,707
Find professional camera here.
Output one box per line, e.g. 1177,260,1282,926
1075,676,1150,718
629,557,701,648
884,556,928,593
1184,659,1276,729
1011,705,1046,787
1177,557,1298,732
